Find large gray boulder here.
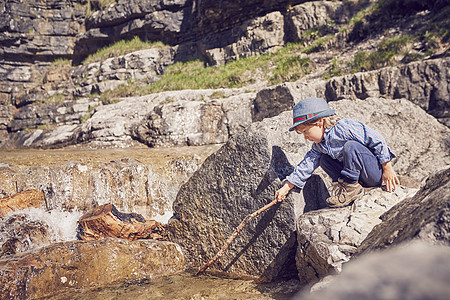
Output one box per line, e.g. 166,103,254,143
296,241,450,300
167,112,320,280
132,92,255,147
167,96,448,281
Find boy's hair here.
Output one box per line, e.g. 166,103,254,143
297,116,340,130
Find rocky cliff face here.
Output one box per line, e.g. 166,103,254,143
1,0,448,150
0,0,86,103
1,0,354,102
1,0,375,148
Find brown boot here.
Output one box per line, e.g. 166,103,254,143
326,178,363,208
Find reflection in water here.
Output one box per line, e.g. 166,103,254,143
48,272,302,300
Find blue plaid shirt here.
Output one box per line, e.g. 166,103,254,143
286,118,395,188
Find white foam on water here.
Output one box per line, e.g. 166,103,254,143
7,207,83,242
152,210,173,224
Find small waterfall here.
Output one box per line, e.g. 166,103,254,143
16,207,83,242
0,207,83,255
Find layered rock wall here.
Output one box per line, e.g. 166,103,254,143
2,57,448,149
0,0,362,112
0,0,86,102
0,148,217,220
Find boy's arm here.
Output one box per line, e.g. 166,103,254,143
275,181,295,202
275,148,321,202
382,161,400,192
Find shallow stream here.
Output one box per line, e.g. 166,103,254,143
48,273,302,300
0,146,304,299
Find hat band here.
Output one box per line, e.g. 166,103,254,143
293,110,326,124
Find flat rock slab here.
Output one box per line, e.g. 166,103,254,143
295,185,418,284
0,238,185,299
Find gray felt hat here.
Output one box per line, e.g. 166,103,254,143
289,97,335,131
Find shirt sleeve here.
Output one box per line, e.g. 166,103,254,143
286,147,322,188
342,120,394,164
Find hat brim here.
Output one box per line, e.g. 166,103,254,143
289,109,335,131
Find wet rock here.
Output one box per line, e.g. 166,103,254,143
356,166,450,255
297,241,450,300
0,238,185,299
295,185,418,285
0,147,215,221
77,203,166,241
0,189,46,217
0,215,56,257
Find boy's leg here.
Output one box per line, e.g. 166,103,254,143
340,140,383,187
319,154,343,182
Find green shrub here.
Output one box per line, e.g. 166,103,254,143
51,58,72,67
323,57,344,79
350,35,412,72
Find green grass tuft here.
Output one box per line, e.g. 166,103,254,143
83,36,166,64
350,35,412,72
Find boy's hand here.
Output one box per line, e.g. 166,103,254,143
382,161,400,192
275,181,295,202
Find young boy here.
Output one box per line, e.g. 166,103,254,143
275,97,399,207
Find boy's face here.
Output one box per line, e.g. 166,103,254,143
294,121,325,143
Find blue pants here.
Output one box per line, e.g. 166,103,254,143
319,141,383,187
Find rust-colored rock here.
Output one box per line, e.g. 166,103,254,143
77,204,167,241
0,189,45,217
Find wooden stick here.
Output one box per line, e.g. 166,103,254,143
196,199,279,276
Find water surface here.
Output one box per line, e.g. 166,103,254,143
48,272,302,300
